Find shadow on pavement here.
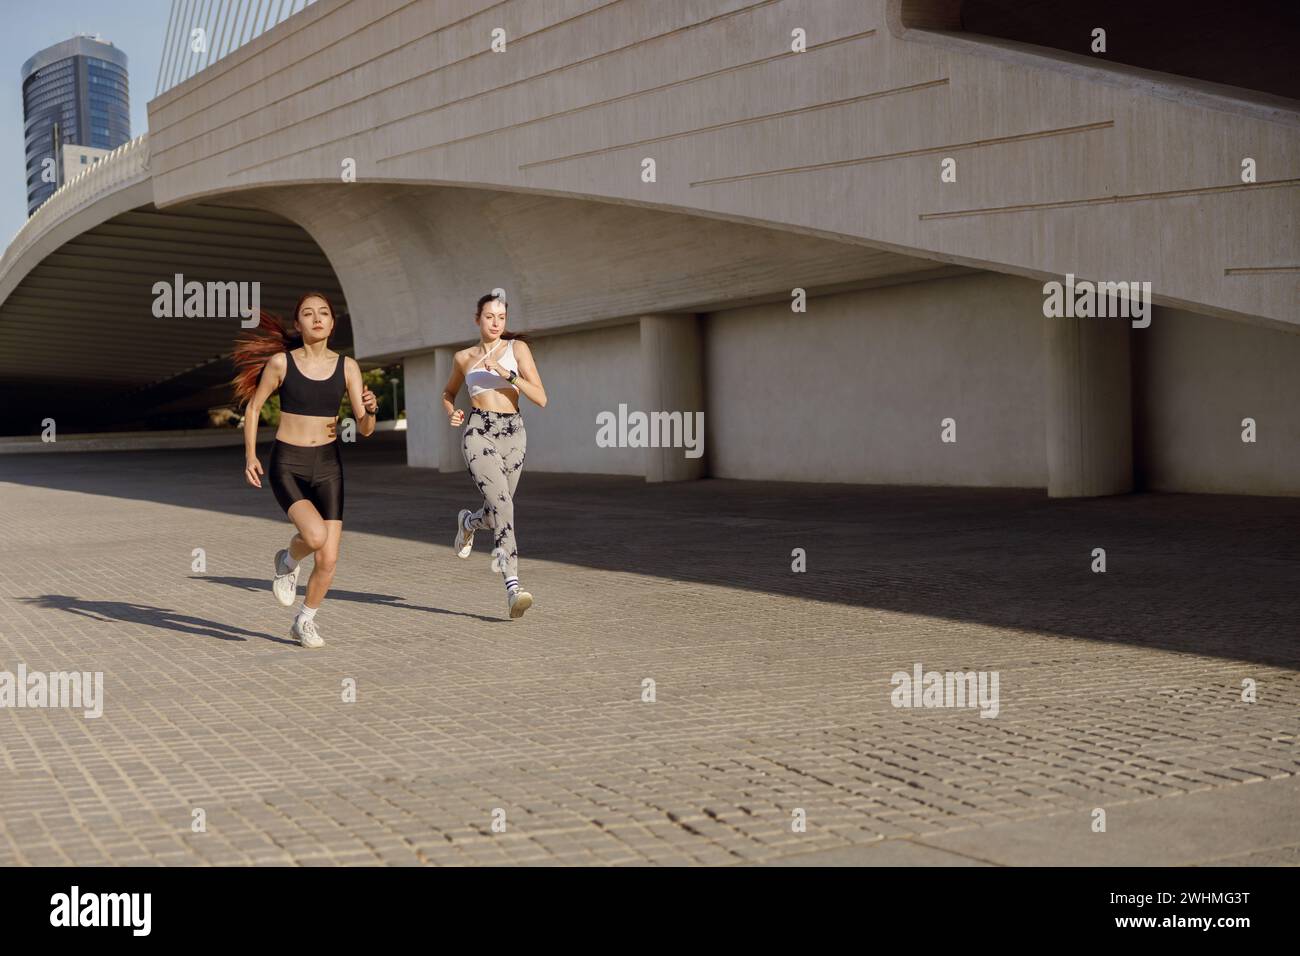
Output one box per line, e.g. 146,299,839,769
3,434,1299,669
16,594,295,646
191,575,501,624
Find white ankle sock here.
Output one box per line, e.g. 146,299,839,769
282,549,300,572
296,603,318,622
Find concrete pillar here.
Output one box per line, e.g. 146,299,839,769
403,351,439,468
640,313,706,482
436,346,468,473
403,347,466,470
1044,317,1134,497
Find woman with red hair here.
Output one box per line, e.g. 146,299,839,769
233,292,378,648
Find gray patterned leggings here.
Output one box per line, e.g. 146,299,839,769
461,409,527,582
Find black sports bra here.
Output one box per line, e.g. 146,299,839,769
280,350,346,417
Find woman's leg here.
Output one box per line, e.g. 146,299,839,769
496,421,527,588
463,414,531,617
463,417,517,582
285,500,329,647
269,442,320,576
286,499,328,566
287,532,315,563
305,521,342,607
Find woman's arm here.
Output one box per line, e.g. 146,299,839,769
344,357,379,437
509,340,547,408
443,352,466,426
243,353,286,487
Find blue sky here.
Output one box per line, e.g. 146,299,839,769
0,1,171,247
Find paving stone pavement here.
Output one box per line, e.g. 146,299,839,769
0,433,1297,866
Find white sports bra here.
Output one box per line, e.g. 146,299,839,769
465,339,520,397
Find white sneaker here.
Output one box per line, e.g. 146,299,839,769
272,549,301,607
291,614,324,648
453,509,475,558
508,589,533,620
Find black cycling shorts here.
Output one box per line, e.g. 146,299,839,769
268,439,344,520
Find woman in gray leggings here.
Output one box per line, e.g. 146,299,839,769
441,292,548,618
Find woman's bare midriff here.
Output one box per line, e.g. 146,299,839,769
276,411,339,447
471,388,520,414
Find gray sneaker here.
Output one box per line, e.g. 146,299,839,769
291,614,323,649
507,589,533,620
272,549,300,607
453,509,475,558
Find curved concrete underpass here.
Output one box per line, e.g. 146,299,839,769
1,0,1297,496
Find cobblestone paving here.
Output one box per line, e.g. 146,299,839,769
1,435,1297,865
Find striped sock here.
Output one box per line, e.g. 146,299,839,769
504,577,520,594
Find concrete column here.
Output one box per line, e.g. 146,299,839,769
640,313,706,482
436,346,467,473
403,347,465,470
1044,317,1133,497
403,351,439,468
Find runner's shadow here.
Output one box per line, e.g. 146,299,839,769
17,594,295,645
192,576,501,624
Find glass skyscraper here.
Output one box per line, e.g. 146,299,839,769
20,35,130,216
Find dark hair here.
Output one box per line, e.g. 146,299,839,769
231,291,335,406
476,291,527,342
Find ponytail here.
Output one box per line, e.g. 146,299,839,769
231,311,301,407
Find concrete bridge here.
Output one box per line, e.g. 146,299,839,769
2,0,1297,495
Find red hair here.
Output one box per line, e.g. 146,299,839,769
231,292,336,407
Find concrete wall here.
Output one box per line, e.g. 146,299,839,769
1138,307,1300,496
706,272,1047,486
407,322,645,476
522,323,644,475
147,0,1299,332
409,276,1300,498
